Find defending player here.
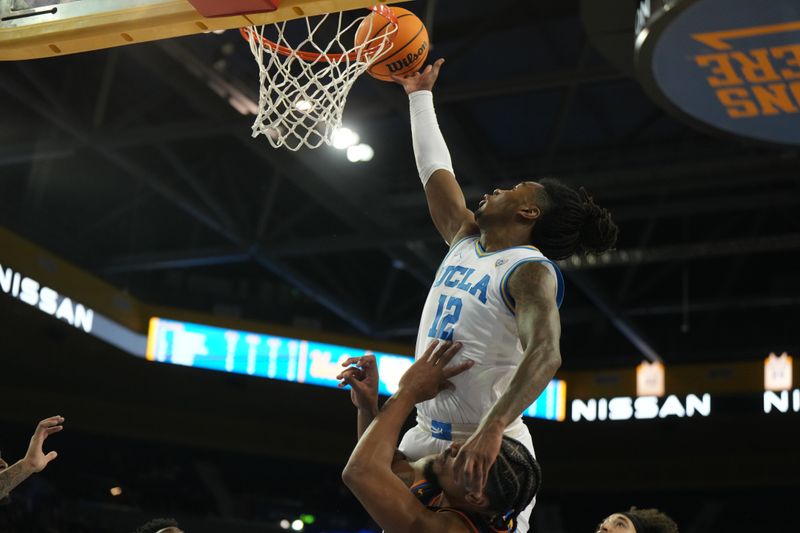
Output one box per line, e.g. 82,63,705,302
341,343,541,533
391,58,618,531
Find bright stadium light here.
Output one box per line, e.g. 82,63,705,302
294,98,314,112
291,519,304,531
279,519,290,529
331,127,360,149
346,143,374,162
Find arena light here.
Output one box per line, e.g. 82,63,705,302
110,486,122,496
291,519,304,531
279,519,290,530
636,360,665,397
346,143,374,162
331,127,360,149
294,98,314,113
764,352,793,392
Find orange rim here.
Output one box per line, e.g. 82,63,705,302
239,5,398,63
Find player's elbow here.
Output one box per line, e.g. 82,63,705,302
545,352,562,374
341,462,366,490
528,344,561,375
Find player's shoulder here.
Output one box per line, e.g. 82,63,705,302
448,221,479,249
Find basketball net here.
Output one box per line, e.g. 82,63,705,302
241,6,398,151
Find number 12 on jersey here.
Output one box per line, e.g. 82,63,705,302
427,295,462,341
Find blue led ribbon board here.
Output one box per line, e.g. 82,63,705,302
146,317,566,421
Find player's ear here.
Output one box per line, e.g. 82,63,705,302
518,205,541,221
465,490,489,507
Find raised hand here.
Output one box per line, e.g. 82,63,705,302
23,416,63,473
391,58,445,94
398,340,473,403
337,352,380,413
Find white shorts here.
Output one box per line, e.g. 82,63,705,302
398,416,537,533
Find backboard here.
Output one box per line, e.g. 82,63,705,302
0,0,398,60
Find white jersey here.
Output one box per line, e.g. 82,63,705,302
414,236,564,427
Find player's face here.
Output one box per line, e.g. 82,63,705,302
596,514,637,533
430,442,474,504
475,181,543,220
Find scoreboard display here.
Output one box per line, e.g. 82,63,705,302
146,317,567,421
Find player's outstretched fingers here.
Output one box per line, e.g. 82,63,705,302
39,416,64,429
337,367,363,385
421,339,443,362
434,341,462,366
44,425,64,436
443,359,474,379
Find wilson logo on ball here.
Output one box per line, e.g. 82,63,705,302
387,41,428,73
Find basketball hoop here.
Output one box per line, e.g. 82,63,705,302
240,5,398,151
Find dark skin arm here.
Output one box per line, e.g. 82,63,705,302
342,342,474,533
337,352,380,441
393,59,478,246
455,262,562,493
0,416,63,499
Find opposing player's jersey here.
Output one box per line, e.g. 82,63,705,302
415,236,564,426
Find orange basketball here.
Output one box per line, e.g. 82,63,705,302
354,6,430,82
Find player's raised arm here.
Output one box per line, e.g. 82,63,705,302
342,341,473,532
0,416,64,500
393,59,478,246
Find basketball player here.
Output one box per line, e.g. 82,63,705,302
0,415,63,500
341,342,541,532
391,58,618,531
596,508,679,533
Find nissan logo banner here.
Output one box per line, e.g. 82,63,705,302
635,0,800,145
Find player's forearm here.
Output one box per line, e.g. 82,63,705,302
344,392,415,478
479,345,561,431
356,405,378,441
0,460,35,499
409,90,454,186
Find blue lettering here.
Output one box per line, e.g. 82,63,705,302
456,268,476,291
434,266,454,287
444,266,469,288
433,265,490,305
468,274,490,304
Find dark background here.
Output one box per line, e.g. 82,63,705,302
2,0,800,531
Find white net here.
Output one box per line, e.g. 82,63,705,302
242,7,397,151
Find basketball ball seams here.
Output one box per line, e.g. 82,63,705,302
375,24,425,64
366,13,412,43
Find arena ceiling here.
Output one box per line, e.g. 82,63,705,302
1,0,799,371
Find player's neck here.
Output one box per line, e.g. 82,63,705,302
479,226,531,252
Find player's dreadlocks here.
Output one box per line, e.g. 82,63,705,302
483,436,542,529
530,178,619,260
622,507,680,533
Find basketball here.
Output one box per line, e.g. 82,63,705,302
354,6,429,82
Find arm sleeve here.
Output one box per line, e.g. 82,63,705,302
408,90,454,186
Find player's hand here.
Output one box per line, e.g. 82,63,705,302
392,58,445,94
337,353,379,413
397,340,473,403
22,416,63,473
454,424,504,496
